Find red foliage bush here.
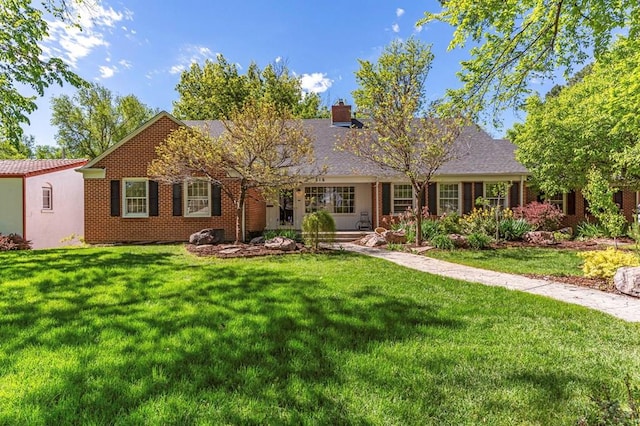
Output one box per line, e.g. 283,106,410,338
0,233,32,251
514,202,565,231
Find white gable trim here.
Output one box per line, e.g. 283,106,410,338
78,111,185,170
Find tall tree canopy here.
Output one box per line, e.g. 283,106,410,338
173,55,329,120
340,37,468,245
510,37,640,196
149,99,319,243
1,0,85,144
51,82,157,159
420,0,640,118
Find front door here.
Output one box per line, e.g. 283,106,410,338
265,189,295,229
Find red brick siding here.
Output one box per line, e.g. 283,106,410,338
84,116,266,243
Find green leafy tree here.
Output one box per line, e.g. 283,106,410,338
149,99,319,244
1,0,86,144
419,0,640,118
339,37,468,246
173,55,328,119
510,37,640,197
51,82,157,159
583,168,627,244
302,210,336,251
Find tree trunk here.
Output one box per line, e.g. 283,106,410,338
234,191,246,244
414,182,424,246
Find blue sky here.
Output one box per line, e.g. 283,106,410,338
27,0,534,146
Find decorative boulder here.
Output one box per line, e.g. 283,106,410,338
264,236,297,251
449,234,468,248
382,230,407,244
189,228,222,245
249,236,265,245
614,267,640,297
365,234,387,247
524,231,556,245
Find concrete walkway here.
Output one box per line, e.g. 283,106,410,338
336,243,640,323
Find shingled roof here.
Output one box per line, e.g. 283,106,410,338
184,119,529,178
0,159,88,177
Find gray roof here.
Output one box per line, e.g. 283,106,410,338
183,119,528,179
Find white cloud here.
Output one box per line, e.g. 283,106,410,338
300,73,333,93
415,24,423,33
168,44,215,76
392,23,400,33
275,56,282,63
119,59,132,69
42,0,132,67
99,65,116,78
396,8,405,17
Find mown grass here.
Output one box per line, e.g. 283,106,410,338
426,247,584,277
1,245,639,424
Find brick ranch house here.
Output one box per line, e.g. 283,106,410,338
77,104,639,244
0,159,87,248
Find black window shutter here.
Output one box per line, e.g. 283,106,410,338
509,182,520,208
172,183,182,216
381,183,391,215
462,182,473,214
474,182,483,205
614,190,623,209
567,190,576,215
149,180,159,216
428,183,437,215
212,184,222,216
110,180,120,217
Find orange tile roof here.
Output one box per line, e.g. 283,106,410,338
0,159,88,177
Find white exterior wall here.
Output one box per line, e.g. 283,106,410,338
294,183,372,230
24,168,84,249
0,178,24,236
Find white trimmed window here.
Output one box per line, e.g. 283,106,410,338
305,186,355,214
485,182,508,208
42,186,52,210
123,179,148,217
185,180,211,217
393,184,414,214
546,193,565,213
439,183,459,214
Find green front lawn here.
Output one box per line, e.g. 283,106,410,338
1,245,638,424
426,247,584,277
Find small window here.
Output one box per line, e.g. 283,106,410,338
393,184,414,214
546,193,565,213
123,179,148,217
485,182,508,208
305,186,355,214
42,186,52,210
439,183,459,214
184,180,211,217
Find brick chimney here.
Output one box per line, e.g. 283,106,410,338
331,99,352,127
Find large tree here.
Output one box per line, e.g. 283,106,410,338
420,0,640,119
51,82,157,159
510,37,640,197
173,55,328,120
1,0,86,144
339,37,468,246
149,100,318,244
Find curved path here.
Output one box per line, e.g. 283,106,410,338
336,243,640,323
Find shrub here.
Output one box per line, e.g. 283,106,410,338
263,228,299,241
421,219,440,241
467,232,493,249
499,218,533,241
514,202,565,231
302,210,336,251
462,208,496,236
438,212,462,234
0,233,32,251
577,221,608,239
430,234,455,250
578,247,640,279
